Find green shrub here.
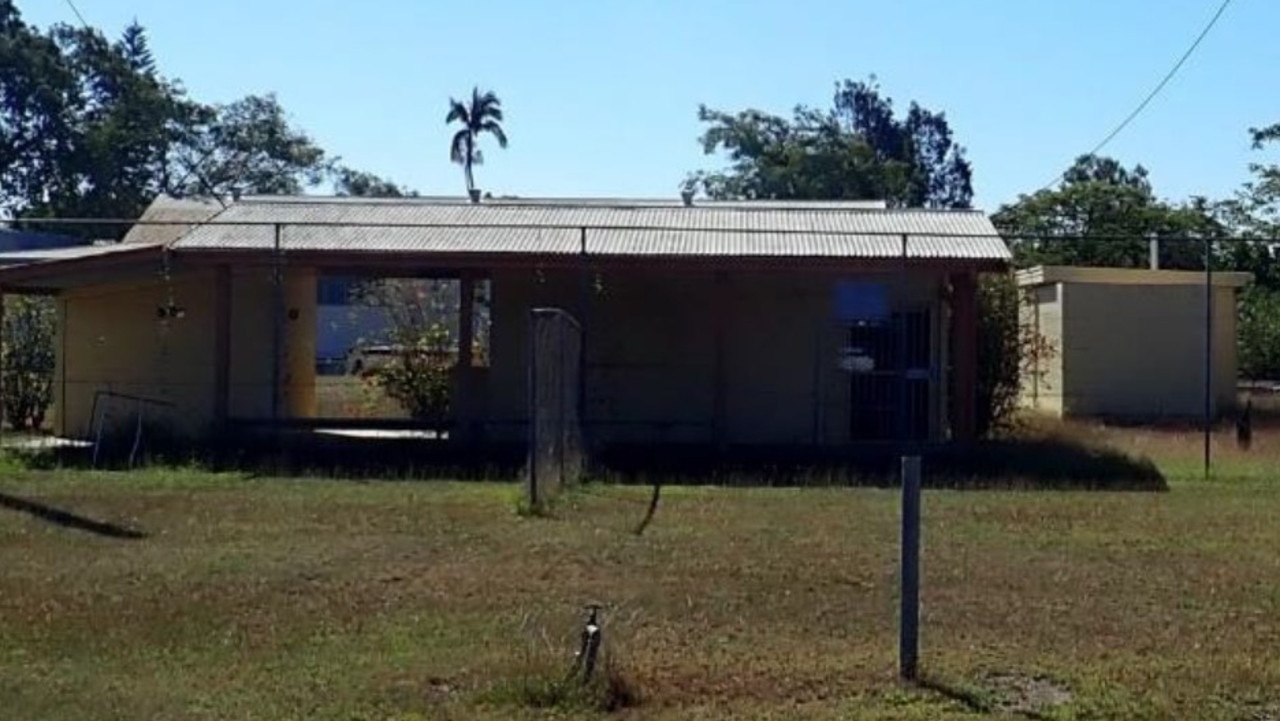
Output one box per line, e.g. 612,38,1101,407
363,323,453,425
1238,285,1280,381
2,296,55,431
976,274,1055,438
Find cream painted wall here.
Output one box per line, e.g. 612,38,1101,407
57,270,217,438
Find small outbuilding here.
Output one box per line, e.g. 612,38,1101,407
1017,265,1253,420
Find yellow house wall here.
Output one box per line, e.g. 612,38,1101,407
55,265,319,440
485,266,946,445
226,265,317,420
284,268,318,419
57,270,217,439
227,266,274,419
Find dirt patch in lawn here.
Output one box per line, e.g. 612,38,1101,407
984,671,1073,716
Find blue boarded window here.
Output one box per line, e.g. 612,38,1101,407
834,281,889,323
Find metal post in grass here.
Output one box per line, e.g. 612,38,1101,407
527,309,540,511
1203,237,1213,481
898,234,909,448
899,454,922,681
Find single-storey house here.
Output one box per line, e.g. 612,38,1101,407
0,195,1009,452
1017,265,1252,420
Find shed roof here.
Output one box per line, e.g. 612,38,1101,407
169,196,1011,261
1017,265,1253,288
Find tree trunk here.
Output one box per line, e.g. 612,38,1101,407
464,134,475,193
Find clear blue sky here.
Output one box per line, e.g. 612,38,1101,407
22,0,1280,210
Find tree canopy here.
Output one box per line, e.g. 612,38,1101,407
992,154,1221,271
686,78,973,209
446,87,507,195
0,3,410,234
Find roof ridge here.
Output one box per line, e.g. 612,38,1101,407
238,195,987,214
161,201,234,249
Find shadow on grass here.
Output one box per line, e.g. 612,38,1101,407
596,436,1166,491
917,673,1072,721
24,429,527,482
26,422,1166,491
0,492,147,539
915,676,995,715
927,436,1166,491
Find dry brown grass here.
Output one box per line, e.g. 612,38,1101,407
1,444,1279,720
1014,411,1280,484
314,375,408,419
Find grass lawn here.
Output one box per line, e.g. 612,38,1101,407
1,425,1278,720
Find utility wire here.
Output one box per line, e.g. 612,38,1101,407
1036,0,1234,194
63,0,90,27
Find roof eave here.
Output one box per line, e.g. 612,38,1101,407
0,243,168,290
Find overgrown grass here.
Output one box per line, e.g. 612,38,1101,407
1,421,1279,719
481,636,641,715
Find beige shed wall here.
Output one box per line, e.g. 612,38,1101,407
1019,283,1065,414
1054,282,1238,418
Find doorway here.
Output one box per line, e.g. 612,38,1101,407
846,309,932,442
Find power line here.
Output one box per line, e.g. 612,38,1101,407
63,0,90,27
1036,0,1234,194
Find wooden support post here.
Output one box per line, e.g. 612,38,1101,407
458,275,475,370
455,274,476,443
712,271,728,451
949,272,978,442
270,225,283,425
213,266,231,429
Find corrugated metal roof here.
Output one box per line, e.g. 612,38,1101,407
122,195,225,246
183,224,583,254
167,196,1010,261
586,231,1007,259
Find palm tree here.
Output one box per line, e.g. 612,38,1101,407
446,87,508,198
